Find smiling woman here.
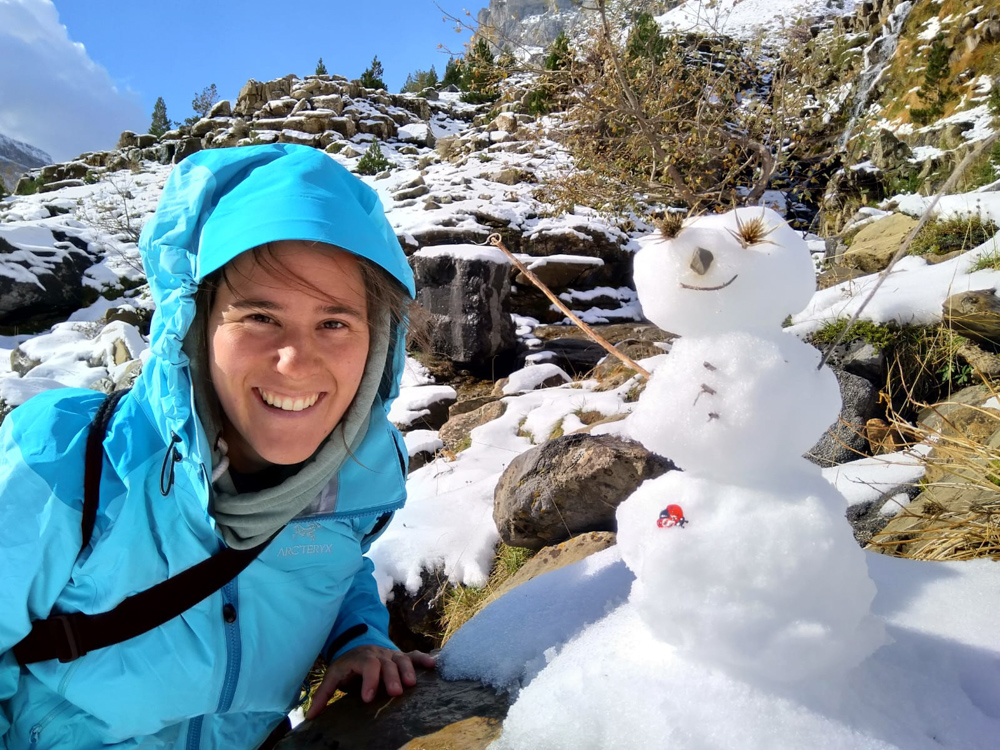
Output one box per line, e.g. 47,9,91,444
0,145,434,750
207,242,373,472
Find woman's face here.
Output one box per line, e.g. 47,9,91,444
207,241,370,473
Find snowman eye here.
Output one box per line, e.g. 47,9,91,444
690,247,714,276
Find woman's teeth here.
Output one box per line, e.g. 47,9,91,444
259,389,320,412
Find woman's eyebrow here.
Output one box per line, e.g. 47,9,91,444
229,298,365,318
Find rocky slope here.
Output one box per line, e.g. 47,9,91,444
477,0,664,59
0,132,51,192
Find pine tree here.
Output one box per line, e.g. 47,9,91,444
912,34,956,125
149,96,170,137
186,84,219,125
315,57,328,76
401,73,416,93
359,56,386,90
427,65,439,88
545,32,572,72
442,57,463,87
460,39,502,103
355,141,391,175
627,13,669,65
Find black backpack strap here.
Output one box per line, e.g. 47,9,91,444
13,533,275,665
13,388,282,666
81,388,130,554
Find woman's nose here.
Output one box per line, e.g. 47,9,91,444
275,332,320,376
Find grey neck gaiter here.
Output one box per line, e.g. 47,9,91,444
184,303,392,550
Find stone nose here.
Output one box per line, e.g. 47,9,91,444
690,247,714,276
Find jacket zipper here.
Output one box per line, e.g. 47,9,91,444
217,578,242,713
185,579,242,749
28,660,85,745
28,701,73,746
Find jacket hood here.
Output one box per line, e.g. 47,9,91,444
135,144,413,483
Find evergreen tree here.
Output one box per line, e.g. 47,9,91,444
911,33,956,125
460,39,503,103
359,56,386,90
442,57,463,87
355,141,391,175
149,96,170,137
400,65,443,93
545,32,572,72
626,13,669,64
186,83,219,124
315,57,328,76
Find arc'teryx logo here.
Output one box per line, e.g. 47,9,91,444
278,522,333,557
293,522,321,541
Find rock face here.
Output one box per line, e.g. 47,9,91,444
387,568,450,652
410,250,516,369
807,368,879,467
494,433,677,549
943,290,1000,348
841,213,919,273
276,669,508,750
476,0,659,58
0,229,95,327
439,400,507,451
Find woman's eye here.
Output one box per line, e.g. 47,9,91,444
247,313,274,324
323,320,346,330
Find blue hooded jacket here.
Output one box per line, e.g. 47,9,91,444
0,145,415,749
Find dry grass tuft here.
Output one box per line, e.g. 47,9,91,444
439,543,535,645
727,209,777,248
654,211,686,239
869,500,1000,561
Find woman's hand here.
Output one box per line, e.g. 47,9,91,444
305,645,436,719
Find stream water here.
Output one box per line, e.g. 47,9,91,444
838,0,915,150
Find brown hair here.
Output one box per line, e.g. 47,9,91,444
199,241,410,339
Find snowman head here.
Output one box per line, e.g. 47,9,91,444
634,207,815,337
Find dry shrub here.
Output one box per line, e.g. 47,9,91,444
868,372,1000,561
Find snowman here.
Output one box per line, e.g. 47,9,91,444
616,207,885,684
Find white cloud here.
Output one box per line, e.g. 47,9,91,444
0,0,145,163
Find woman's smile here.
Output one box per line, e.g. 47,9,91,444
256,388,323,412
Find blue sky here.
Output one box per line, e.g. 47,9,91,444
1,0,488,161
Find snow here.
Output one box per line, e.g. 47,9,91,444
788,231,1000,336
822,446,930,508
658,0,859,41
450,551,1000,750
403,429,443,458
0,375,68,407
502,363,571,395
3,69,1000,749
387,384,457,428
412,244,510,265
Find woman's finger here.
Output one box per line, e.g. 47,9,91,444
377,652,403,697
307,665,348,720
408,650,437,669
393,652,418,687
360,652,387,702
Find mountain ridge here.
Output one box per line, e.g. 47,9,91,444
0,133,52,192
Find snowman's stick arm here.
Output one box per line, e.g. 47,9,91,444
485,233,653,380
816,131,1000,370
